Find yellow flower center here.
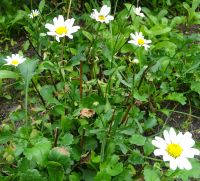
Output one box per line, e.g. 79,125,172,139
11,59,19,65
98,15,106,21
166,144,183,158
55,26,68,35
138,38,145,45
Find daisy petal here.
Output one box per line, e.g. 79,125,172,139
169,158,178,170
100,5,111,16
181,157,192,170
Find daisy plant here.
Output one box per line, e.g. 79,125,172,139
90,5,114,23
128,32,151,50
134,7,145,17
29,9,40,19
45,15,80,42
152,127,200,170
5,54,26,66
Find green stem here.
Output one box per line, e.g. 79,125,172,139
25,81,29,127
142,155,163,162
113,0,119,16
100,138,106,162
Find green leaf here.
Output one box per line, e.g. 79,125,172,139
143,139,154,156
192,0,200,11
19,171,41,181
165,92,187,105
149,25,171,36
48,147,71,167
106,162,123,176
69,172,81,181
144,167,160,181
129,134,146,146
24,138,51,166
61,116,73,132
191,81,200,94
19,60,38,83
19,169,47,181
11,10,26,24
133,91,148,102
129,150,144,165
82,30,93,42
105,155,123,176
154,41,177,57
47,161,64,181
91,151,101,163
39,0,45,12
0,70,19,79
170,16,185,28
61,133,74,145
144,113,157,130
0,131,13,144
40,85,60,105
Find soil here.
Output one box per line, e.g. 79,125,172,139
157,102,200,141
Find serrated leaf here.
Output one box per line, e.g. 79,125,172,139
0,70,19,79
144,167,160,181
61,133,74,145
106,155,123,176
24,138,51,166
191,82,200,94
129,134,146,146
19,169,47,181
165,92,186,105
144,113,157,130
129,150,144,165
47,161,64,181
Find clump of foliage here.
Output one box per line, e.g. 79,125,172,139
0,0,200,180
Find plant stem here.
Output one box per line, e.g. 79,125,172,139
25,81,29,127
79,60,83,100
120,104,132,126
31,79,46,107
48,70,57,91
53,127,59,147
67,0,72,19
80,128,85,150
142,155,163,162
113,0,119,16
100,138,106,162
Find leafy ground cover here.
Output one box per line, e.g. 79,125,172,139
0,0,200,180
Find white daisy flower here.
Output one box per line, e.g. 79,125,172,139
128,32,151,50
45,15,80,42
5,54,26,67
90,5,114,23
29,9,40,19
134,7,145,17
152,127,200,170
